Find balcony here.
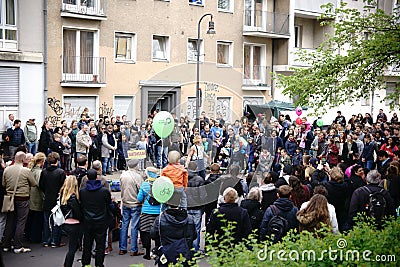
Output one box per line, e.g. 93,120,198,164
61,0,107,20
61,56,106,87
243,10,290,38
291,47,317,67
295,0,337,18
242,65,271,90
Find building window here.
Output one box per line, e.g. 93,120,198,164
218,0,233,12
243,44,266,85
294,26,302,48
216,97,232,123
114,96,135,121
242,96,264,110
217,41,233,67
0,0,17,50
189,0,203,6
385,82,399,106
63,29,99,81
114,32,136,63
152,35,169,61
187,38,203,63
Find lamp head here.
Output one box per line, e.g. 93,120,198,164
207,20,216,35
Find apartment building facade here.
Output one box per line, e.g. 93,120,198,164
274,0,399,123
0,0,44,135
45,0,296,125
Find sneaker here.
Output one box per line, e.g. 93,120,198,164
130,251,144,256
51,242,66,248
2,248,9,252
14,247,31,253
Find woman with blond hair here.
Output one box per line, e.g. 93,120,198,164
60,176,83,267
25,152,46,243
297,194,332,233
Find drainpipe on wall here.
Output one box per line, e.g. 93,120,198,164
270,0,277,100
43,0,48,120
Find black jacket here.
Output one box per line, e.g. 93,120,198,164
311,169,329,188
70,167,87,188
203,173,222,216
38,128,53,153
341,142,358,166
240,199,264,233
61,193,83,221
349,184,396,225
79,180,111,224
323,180,350,231
260,184,278,211
349,174,366,197
206,203,252,243
39,165,66,211
187,171,206,210
49,140,63,157
151,209,197,247
259,198,298,239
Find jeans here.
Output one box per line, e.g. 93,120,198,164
27,142,37,155
364,159,374,170
76,152,87,159
156,146,168,168
42,210,62,246
119,205,141,252
174,187,187,209
187,209,202,251
2,200,30,249
82,223,107,267
63,223,82,267
101,157,111,174
8,146,18,160
0,212,7,241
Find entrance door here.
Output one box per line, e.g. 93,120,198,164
140,82,181,121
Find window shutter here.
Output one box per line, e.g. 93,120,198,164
0,67,19,105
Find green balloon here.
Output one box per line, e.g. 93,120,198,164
317,119,324,127
153,111,174,138
152,176,174,203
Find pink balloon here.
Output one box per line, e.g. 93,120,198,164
295,106,302,116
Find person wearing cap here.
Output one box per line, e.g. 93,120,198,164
24,118,38,155
79,168,111,267
119,159,144,256
137,167,161,260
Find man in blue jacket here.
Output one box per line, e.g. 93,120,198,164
6,120,25,159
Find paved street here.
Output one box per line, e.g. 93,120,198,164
3,170,209,267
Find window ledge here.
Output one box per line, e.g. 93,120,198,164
217,64,232,68
152,58,169,62
114,59,136,64
189,3,204,7
218,9,234,14
61,82,106,88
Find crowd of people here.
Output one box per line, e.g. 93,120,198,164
0,108,399,266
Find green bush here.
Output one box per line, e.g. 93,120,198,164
201,217,399,267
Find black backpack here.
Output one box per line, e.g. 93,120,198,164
363,187,387,223
267,205,289,243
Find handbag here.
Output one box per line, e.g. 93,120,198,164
50,195,70,228
1,167,22,213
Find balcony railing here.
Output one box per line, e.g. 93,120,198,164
62,56,106,86
243,65,271,87
295,0,336,16
61,0,106,18
291,47,317,67
244,10,290,37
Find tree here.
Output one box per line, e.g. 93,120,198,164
276,1,400,114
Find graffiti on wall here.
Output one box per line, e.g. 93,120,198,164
99,102,114,118
46,97,63,125
204,82,219,119
63,103,84,119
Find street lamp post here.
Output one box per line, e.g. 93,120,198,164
196,13,215,129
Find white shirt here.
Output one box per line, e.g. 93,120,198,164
300,200,339,234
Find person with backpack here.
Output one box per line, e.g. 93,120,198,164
349,170,396,228
259,185,298,243
39,152,66,248
59,176,83,267
150,191,197,267
137,167,161,260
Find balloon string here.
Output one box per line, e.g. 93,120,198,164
160,138,163,175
